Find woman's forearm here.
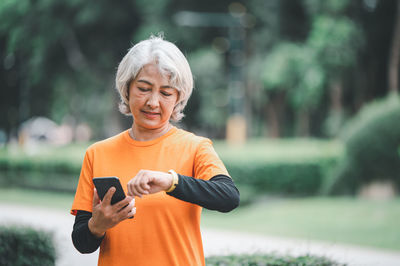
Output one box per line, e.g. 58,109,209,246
72,210,104,254
167,174,240,212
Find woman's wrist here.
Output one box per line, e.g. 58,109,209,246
88,217,106,238
166,170,179,193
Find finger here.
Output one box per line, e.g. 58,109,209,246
138,175,151,191
103,186,116,205
139,178,151,192
128,181,141,197
134,184,147,196
135,176,149,195
121,199,136,219
127,207,136,218
130,172,145,197
133,175,146,197
114,195,133,211
127,181,140,197
127,197,135,209
127,180,134,197
92,188,101,208
120,197,135,214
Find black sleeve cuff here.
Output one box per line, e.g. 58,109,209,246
71,210,104,254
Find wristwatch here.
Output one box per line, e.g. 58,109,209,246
166,169,179,193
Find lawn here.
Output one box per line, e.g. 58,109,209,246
0,188,74,210
202,196,400,251
1,188,399,251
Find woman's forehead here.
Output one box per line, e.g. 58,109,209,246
134,63,176,88
138,63,170,79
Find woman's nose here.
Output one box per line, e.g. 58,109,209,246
146,92,159,108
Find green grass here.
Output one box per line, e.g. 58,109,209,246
202,197,400,251
1,187,399,251
0,188,74,210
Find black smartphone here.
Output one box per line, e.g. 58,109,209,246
93,176,126,205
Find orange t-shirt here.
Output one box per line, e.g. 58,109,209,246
71,127,229,266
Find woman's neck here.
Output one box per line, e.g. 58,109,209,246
130,123,172,141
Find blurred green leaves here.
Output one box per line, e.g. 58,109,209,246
188,49,227,131
261,43,325,110
308,15,363,73
0,0,397,140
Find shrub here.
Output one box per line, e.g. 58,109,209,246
0,140,342,197
0,149,82,192
225,158,337,196
234,184,259,206
326,96,400,194
205,253,344,266
0,226,56,266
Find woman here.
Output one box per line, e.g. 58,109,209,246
71,35,240,266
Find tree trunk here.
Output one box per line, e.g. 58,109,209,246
265,91,286,138
330,79,343,112
326,79,344,137
266,101,279,138
388,0,400,94
295,108,309,137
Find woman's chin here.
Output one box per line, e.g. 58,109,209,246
134,120,167,130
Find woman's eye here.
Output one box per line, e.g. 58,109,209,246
138,87,150,92
161,91,172,96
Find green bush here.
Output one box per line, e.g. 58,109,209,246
0,140,341,197
0,226,56,266
205,253,344,266
0,169,78,192
234,184,259,206
225,158,337,196
326,96,400,194
0,148,82,192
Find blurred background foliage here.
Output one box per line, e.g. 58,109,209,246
1,0,398,139
0,0,400,197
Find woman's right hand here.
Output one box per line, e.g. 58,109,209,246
88,187,136,238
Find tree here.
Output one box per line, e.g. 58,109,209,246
0,0,141,139
388,0,400,95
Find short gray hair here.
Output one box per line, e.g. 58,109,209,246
115,35,193,122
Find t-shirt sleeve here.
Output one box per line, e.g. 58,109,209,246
193,138,229,181
70,149,95,215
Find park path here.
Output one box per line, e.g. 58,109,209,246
1,203,400,266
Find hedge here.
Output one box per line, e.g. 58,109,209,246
0,156,339,198
225,158,337,196
0,226,56,266
205,253,344,266
0,140,341,198
0,152,81,192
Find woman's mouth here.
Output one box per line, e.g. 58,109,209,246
141,110,160,119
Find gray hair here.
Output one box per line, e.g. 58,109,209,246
115,36,193,122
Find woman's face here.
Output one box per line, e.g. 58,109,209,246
128,63,178,130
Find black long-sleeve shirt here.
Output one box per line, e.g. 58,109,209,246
72,174,240,254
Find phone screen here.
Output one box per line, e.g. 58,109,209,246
93,176,126,205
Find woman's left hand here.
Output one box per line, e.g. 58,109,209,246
127,170,173,197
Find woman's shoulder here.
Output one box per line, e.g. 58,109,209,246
173,128,212,146
85,130,128,153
